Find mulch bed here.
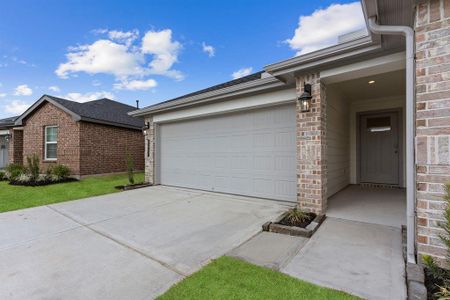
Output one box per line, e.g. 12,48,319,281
425,269,443,300
9,178,78,187
277,212,317,228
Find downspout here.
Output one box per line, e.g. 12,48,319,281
367,17,416,264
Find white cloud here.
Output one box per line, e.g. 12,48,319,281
202,42,215,57
61,91,115,103
55,39,145,80
56,28,184,86
286,2,366,55
113,79,157,91
142,29,183,80
5,100,31,114
108,29,139,46
0,93,6,98
48,86,60,92
14,84,33,96
231,67,253,79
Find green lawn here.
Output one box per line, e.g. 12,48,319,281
158,256,359,300
0,172,144,213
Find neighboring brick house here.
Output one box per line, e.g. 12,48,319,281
7,95,144,177
130,0,450,265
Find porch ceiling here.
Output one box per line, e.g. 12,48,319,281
330,69,405,102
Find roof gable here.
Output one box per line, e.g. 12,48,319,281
15,95,143,130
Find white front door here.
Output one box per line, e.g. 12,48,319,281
158,104,297,202
0,136,9,169
360,112,400,185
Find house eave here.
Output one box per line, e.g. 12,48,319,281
14,95,81,126
79,117,142,130
264,36,382,79
129,76,288,117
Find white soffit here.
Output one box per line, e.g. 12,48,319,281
320,52,406,84
0,130,9,135
153,88,297,123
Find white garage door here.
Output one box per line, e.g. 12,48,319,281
158,104,297,202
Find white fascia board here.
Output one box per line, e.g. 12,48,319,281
153,88,297,124
130,76,284,117
320,52,405,84
265,36,379,76
0,130,9,135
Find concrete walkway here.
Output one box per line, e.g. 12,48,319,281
282,217,406,300
0,186,288,299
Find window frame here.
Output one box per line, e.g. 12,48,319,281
44,125,58,161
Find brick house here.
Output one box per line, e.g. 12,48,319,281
4,95,144,177
130,0,450,265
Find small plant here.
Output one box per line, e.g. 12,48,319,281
423,183,450,300
26,154,40,181
126,152,135,185
16,173,32,184
285,207,311,226
5,163,26,181
50,164,71,180
0,170,6,181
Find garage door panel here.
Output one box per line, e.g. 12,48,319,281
159,104,296,202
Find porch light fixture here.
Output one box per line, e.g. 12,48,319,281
368,80,375,84
298,83,312,112
4,134,11,142
142,122,150,133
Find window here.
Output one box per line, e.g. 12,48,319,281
367,116,391,132
45,126,58,160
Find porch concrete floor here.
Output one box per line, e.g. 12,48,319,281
327,185,406,228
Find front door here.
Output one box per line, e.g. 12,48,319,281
360,112,399,185
0,136,8,169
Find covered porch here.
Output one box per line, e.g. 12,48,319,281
323,52,407,229
327,185,406,228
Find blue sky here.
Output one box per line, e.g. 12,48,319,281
0,0,365,118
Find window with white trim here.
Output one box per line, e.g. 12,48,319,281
45,126,58,160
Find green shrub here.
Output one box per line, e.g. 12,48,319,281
26,154,40,181
126,153,135,185
49,164,71,180
0,170,6,181
423,183,450,299
5,163,26,181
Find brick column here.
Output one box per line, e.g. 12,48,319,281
8,129,23,165
144,117,155,184
415,0,450,261
296,73,327,214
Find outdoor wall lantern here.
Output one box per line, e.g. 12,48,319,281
298,83,312,112
142,122,150,135
5,134,11,142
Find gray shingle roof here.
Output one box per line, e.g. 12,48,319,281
44,95,144,129
139,71,264,110
0,116,19,129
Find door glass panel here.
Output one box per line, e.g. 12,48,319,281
367,116,391,132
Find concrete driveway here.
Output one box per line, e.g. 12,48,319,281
0,186,288,300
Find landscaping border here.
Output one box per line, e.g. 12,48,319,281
262,214,326,238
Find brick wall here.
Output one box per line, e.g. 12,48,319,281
143,117,155,184
8,129,23,164
22,102,81,175
415,0,450,261
79,122,144,176
295,73,328,214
